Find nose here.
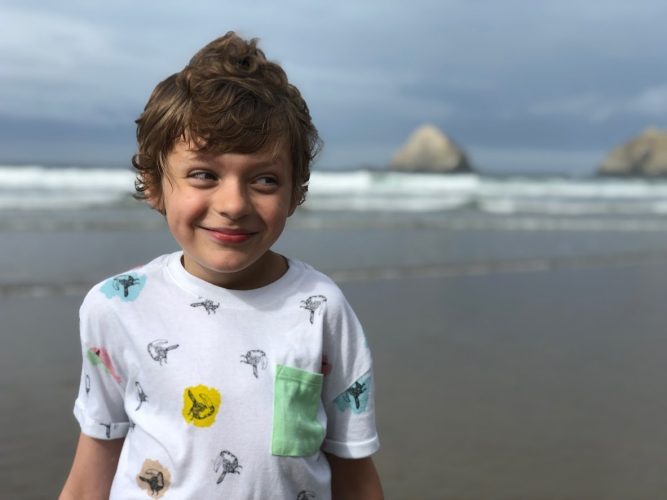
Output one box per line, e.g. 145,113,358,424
213,179,252,220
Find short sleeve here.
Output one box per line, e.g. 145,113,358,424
73,294,130,440
323,368,379,458
321,292,379,458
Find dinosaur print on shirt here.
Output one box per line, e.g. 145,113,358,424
100,273,146,302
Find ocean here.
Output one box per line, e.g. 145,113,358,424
3,164,667,499
5,164,667,293
4,164,667,217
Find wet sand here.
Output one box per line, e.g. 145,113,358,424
4,257,667,499
361,264,667,499
5,216,667,499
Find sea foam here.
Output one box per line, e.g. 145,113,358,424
3,165,667,215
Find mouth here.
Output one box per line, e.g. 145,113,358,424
202,227,256,244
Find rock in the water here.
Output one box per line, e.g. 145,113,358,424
598,127,667,177
391,124,473,173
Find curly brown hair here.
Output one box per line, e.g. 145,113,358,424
132,31,321,208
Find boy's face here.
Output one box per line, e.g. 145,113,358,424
152,139,297,289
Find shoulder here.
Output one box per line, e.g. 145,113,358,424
80,253,173,316
289,258,348,304
287,259,359,326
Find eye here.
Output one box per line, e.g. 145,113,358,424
188,170,217,182
254,175,279,187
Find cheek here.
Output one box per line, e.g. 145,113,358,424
163,189,207,216
164,202,207,239
265,203,292,231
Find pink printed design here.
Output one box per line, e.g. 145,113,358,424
87,347,122,384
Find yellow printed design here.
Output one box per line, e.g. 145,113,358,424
182,385,221,427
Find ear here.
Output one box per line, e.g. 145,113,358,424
288,192,300,217
145,186,165,214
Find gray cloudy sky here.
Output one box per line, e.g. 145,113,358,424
1,0,666,174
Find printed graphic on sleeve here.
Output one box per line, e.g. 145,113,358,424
100,422,113,439
135,381,148,411
297,490,316,499
136,459,171,498
100,273,146,302
182,385,221,427
300,295,327,324
240,349,268,378
87,347,122,384
190,298,220,315
147,339,179,365
85,374,91,396
213,450,242,485
334,374,371,414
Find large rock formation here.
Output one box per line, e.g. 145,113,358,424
598,127,667,177
391,124,473,173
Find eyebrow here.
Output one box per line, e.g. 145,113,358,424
246,158,285,169
208,154,284,166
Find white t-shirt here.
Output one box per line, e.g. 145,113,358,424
73,252,379,499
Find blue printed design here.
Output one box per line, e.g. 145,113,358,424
334,374,371,414
100,273,146,302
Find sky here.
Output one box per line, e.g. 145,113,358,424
1,0,666,175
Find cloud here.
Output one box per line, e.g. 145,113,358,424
0,6,111,81
0,5,142,124
529,93,616,122
470,146,604,174
2,0,667,170
529,85,667,122
292,64,454,130
626,85,667,116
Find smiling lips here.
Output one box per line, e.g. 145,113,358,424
203,227,255,243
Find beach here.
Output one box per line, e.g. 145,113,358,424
3,206,667,499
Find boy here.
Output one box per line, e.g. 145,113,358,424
60,32,382,499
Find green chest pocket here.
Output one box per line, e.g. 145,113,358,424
272,364,325,457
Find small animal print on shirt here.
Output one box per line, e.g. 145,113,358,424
182,385,221,427
100,422,112,439
240,349,268,378
135,381,148,411
190,298,220,314
300,295,327,324
334,374,371,414
297,491,316,500
213,450,242,485
136,459,171,498
147,339,179,365
100,273,146,302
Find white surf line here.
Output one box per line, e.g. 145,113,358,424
288,216,667,233
328,250,667,282
6,213,667,233
4,250,667,297
0,283,91,298
428,217,667,233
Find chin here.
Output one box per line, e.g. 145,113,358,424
198,254,260,274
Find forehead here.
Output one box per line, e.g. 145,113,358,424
168,138,290,167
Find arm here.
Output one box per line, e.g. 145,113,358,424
59,433,124,500
326,453,384,500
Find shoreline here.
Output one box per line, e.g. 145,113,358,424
5,249,667,299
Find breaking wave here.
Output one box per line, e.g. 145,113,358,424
4,165,667,215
